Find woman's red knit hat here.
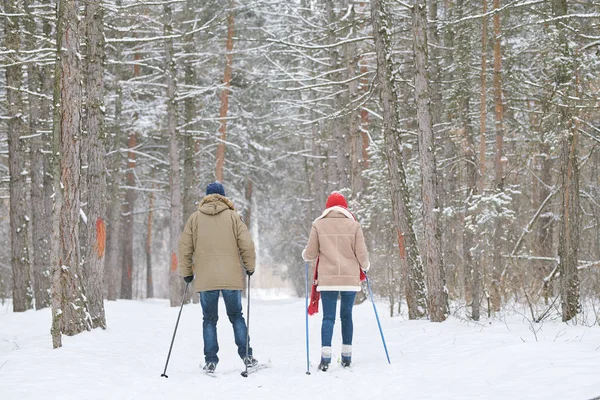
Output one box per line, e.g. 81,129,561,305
325,191,348,209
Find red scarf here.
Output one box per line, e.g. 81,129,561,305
307,257,321,316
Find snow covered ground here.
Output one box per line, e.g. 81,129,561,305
2,294,600,400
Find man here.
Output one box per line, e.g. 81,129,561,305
179,181,257,374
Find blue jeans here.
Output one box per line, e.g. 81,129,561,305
320,291,356,348
199,290,252,364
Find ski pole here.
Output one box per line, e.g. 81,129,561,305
160,282,190,378
241,275,251,378
365,273,391,364
305,262,311,375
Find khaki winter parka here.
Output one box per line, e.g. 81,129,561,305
178,194,256,292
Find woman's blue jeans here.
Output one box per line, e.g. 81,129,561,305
320,291,356,349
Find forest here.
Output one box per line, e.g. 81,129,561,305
1,0,599,348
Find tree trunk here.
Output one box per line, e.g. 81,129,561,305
165,1,183,307
473,0,489,321
454,0,477,314
413,0,448,322
41,4,55,309
313,135,327,213
215,1,235,182
553,0,580,322
120,133,136,300
82,0,107,329
371,0,427,319
24,0,51,309
439,0,460,302
348,14,362,197
326,0,350,190
146,173,155,298
490,0,505,312
359,58,370,173
5,0,33,312
182,0,198,224
51,0,91,347
532,97,554,303
105,3,123,301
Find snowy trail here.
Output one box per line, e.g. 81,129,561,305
1,297,600,400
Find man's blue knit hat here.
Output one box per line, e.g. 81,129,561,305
206,181,226,197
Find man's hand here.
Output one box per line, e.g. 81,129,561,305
183,275,194,284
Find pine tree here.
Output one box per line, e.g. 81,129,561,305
5,0,33,312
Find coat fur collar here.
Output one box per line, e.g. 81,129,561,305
315,206,355,222
199,194,235,210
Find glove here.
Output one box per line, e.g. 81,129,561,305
183,275,194,284
246,270,254,277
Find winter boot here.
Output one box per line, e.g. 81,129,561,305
341,355,352,368
341,345,352,368
243,356,258,368
203,362,217,374
319,346,332,371
318,358,331,372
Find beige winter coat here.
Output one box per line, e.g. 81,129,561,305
178,194,256,292
302,206,370,292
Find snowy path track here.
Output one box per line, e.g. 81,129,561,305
1,298,600,400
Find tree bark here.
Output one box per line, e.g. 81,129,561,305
325,0,350,190
530,95,554,303
5,0,33,312
105,1,124,301
24,0,51,309
120,133,136,300
51,0,91,347
359,59,370,172
146,171,155,298
82,0,107,329
348,9,363,197
490,0,505,312
41,2,55,309
182,0,198,224
553,0,580,322
472,0,489,321
454,0,477,314
413,0,448,322
371,0,427,319
165,1,183,307
215,1,235,183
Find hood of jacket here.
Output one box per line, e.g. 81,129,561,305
198,194,235,215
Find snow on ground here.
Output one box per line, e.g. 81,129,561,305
2,294,600,400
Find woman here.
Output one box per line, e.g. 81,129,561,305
302,191,370,371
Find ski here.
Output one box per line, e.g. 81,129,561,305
240,362,270,377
